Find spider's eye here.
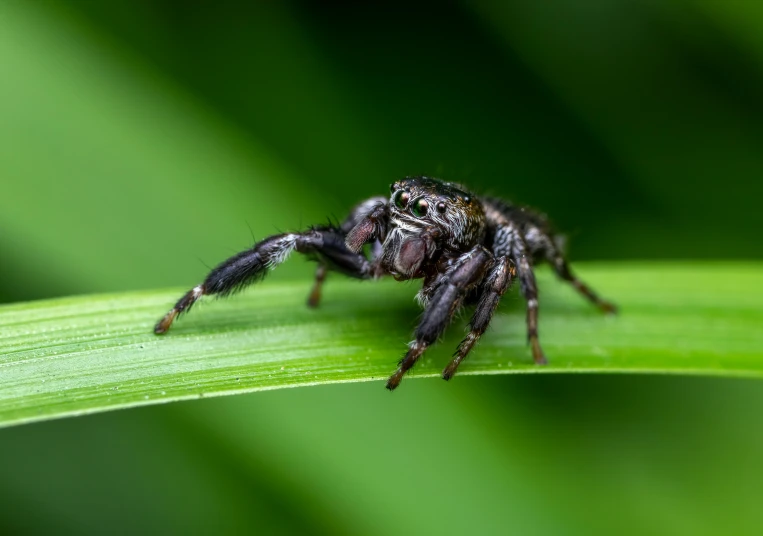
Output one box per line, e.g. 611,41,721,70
394,190,410,209
411,197,429,217
436,201,447,214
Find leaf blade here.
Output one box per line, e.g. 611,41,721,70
1,262,762,428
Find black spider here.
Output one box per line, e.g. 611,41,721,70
155,177,616,390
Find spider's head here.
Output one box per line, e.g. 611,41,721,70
385,177,486,276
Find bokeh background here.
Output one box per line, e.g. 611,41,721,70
1,1,762,534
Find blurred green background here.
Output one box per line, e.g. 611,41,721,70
1,1,762,534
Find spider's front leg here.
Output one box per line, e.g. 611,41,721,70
386,246,493,391
442,256,513,380
154,226,373,334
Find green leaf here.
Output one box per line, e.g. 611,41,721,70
1,262,761,429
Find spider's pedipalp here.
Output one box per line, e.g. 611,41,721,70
344,200,388,253
309,196,388,307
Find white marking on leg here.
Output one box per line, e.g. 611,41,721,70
266,234,298,268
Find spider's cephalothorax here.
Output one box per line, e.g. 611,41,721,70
376,178,486,280
155,177,616,390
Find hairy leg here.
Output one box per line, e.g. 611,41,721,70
549,253,616,314
386,246,492,390
515,253,547,365
520,222,616,314
155,227,372,334
486,217,547,365
306,264,327,308
442,256,513,380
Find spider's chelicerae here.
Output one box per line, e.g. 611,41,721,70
155,177,616,390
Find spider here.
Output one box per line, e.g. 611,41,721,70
155,177,616,390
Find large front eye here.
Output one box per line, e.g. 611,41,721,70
411,197,429,217
394,190,410,209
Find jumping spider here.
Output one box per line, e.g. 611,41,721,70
155,177,615,390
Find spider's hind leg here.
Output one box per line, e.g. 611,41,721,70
549,253,616,314
524,225,616,314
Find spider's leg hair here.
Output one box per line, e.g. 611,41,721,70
244,219,256,243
